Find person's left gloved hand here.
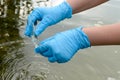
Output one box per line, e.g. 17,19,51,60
35,27,91,63
24,1,72,37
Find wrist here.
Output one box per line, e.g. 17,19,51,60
59,0,72,18
76,27,91,48
46,0,72,19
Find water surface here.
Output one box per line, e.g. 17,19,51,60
0,0,120,80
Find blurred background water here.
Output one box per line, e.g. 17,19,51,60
0,0,120,80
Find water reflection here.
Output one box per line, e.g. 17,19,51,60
0,0,24,79
1,0,120,80
0,0,63,80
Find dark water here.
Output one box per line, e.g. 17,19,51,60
0,0,50,80
0,0,120,80
0,0,24,79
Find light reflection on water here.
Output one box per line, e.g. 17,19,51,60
0,0,120,80
0,0,62,80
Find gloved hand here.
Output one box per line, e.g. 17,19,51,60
24,1,72,37
35,27,91,63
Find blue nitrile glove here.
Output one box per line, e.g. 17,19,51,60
24,1,72,37
35,27,91,63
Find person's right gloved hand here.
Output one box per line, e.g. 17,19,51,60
24,1,72,37
35,27,91,63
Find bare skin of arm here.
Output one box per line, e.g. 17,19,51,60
66,0,109,14
54,0,120,46
66,0,120,46
83,23,120,46
48,0,117,46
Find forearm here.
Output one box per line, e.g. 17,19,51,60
66,0,109,14
83,23,120,46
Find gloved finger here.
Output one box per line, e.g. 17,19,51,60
48,56,57,63
30,8,42,21
35,44,48,54
56,53,71,63
25,8,42,37
31,11,41,26
34,22,48,36
24,15,37,37
24,20,33,37
34,15,53,36
42,49,53,57
35,43,53,57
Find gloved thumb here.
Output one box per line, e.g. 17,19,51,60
48,56,57,63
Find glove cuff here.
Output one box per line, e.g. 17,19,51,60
75,26,91,49
58,0,72,19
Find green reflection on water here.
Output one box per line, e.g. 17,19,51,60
0,0,50,80
0,0,24,79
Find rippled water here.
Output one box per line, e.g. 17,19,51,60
0,0,120,80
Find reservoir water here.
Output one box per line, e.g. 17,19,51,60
0,0,120,80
